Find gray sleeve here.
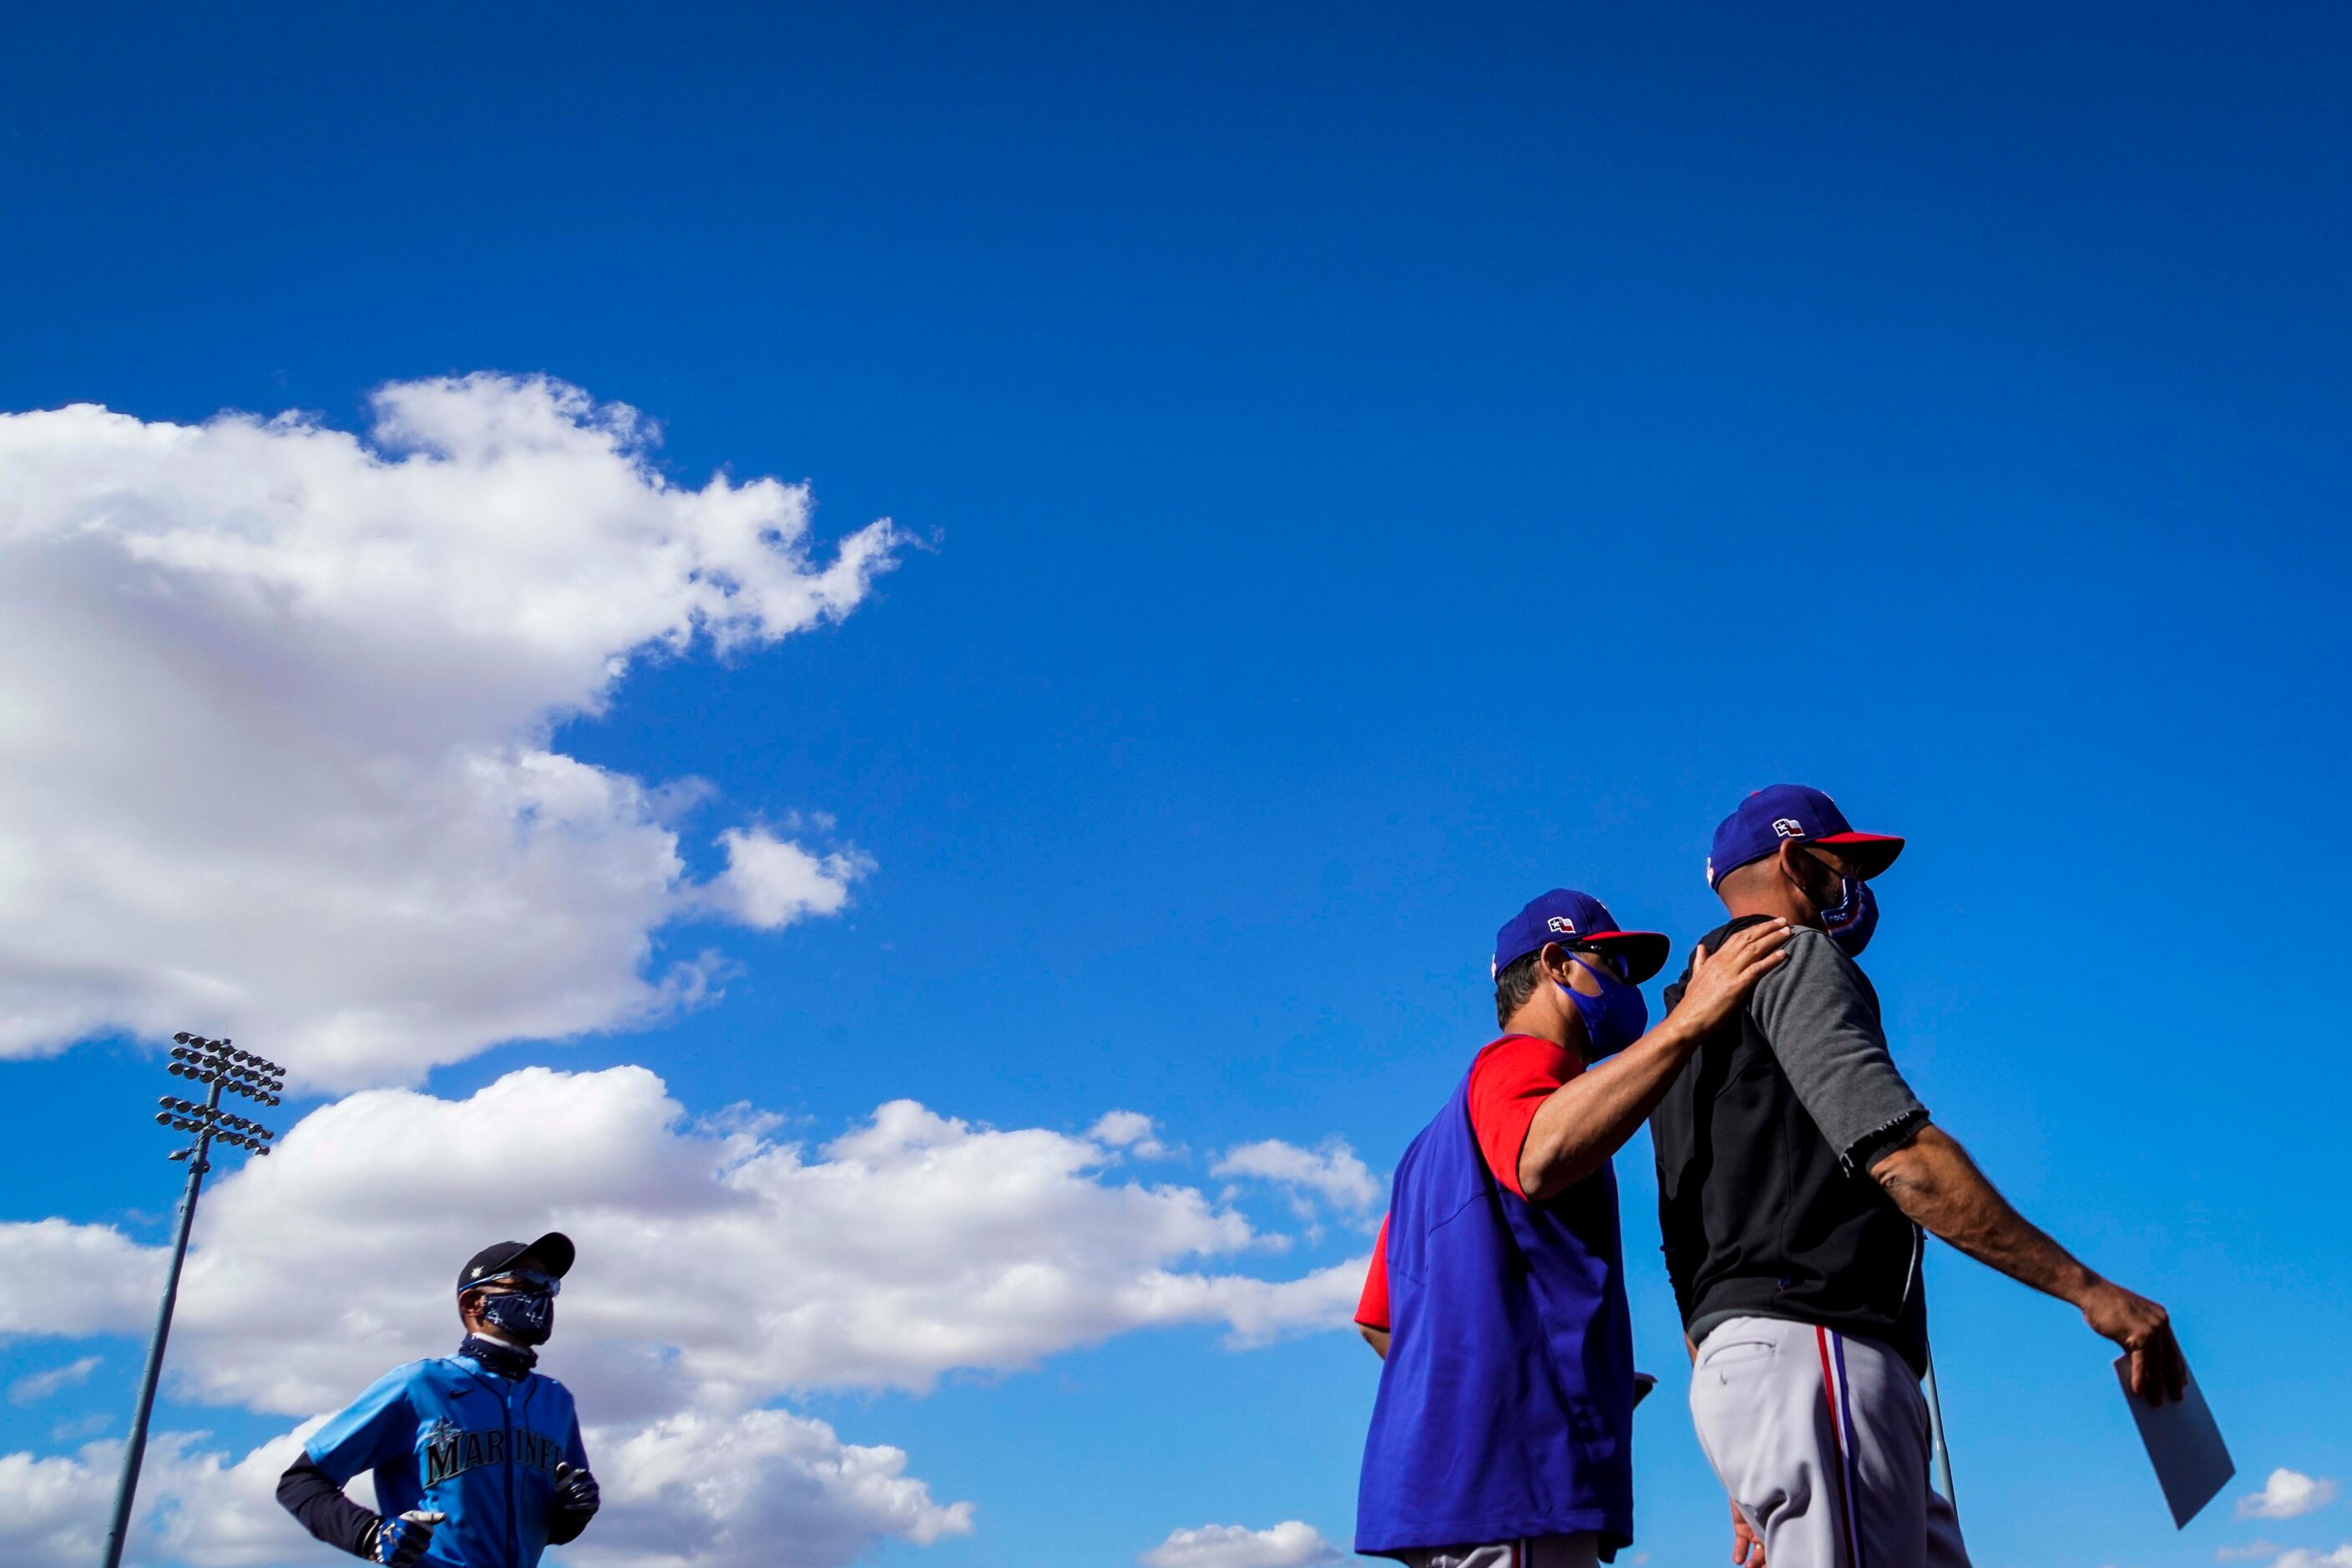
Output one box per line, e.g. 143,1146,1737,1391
1747,928,1929,1171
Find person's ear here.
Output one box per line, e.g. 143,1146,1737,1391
1778,842,1823,912
1536,942,1574,985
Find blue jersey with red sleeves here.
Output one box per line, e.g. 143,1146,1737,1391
306,1350,587,1568
1355,1038,1636,1556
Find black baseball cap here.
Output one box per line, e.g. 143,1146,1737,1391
456,1232,575,1294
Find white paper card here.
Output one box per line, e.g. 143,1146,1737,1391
2115,1353,2233,1528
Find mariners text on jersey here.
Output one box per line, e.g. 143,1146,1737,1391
306,1348,589,1568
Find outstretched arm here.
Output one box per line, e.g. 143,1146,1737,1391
1871,1125,2185,1401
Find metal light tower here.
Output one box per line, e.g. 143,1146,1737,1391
99,1033,285,1568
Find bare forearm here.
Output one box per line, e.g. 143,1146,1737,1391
1358,1324,1390,1359
1519,1018,1702,1201
1870,1125,2097,1305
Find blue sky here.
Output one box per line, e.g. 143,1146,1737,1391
3,4,2349,1567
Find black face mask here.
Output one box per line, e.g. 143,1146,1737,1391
478,1287,554,1345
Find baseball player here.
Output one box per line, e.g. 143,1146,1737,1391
275,1232,600,1566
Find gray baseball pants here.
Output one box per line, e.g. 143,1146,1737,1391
1689,1317,1971,1568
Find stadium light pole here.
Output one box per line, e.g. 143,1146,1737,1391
99,1033,286,1568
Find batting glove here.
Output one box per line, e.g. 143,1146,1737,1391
366,1510,445,1566
553,1461,601,1517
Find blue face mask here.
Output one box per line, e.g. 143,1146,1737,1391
1559,955,1650,1058
1819,873,1879,957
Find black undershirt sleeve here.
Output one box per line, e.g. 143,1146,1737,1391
276,1453,379,1558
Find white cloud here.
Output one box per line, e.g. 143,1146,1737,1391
2242,1469,2339,1520
565,1409,973,1568
1212,1138,1382,1217
2272,1549,2352,1568
0,1442,113,1568
0,1221,164,1334
8,1356,100,1405
709,827,870,929
0,1070,1362,1565
0,375,900,1088
1091,1110,1169,1159
0,1410,966,1568
1140,1520,1341,1568
2216,1545,2280,1563
0,1424,307,1568
0,1067,1360,1416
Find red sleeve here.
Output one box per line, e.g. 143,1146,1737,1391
1354,1214,1391,1330
1465,1034,1581,1200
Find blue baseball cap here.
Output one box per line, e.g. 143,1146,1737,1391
1492,889,1672,985
1707,784,1904,890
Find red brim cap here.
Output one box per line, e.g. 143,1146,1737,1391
1812,832,1904,879
1580,930,1674,986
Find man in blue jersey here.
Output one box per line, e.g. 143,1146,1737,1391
1355,890,1790,1566
276,1232,601,1566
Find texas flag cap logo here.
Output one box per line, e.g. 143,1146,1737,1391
1707,784,1904,889
1491,888,1672,985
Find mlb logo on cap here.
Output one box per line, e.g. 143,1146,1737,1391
1707,784,1904,889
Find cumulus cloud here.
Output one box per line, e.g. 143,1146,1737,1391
565,1409,972,1568
0,1411,964,1568
0,1067,1360,1415
1139,1520,1341,1568
0,1439,133,1568
0,1220,165,1334
2216,1545,2281,1562
0,1070,1363,1565
1091,1110,1170,1160
2272,1549,2352,1568
8,1356,101,1405
0,1424,308,1568
709,827,870,929
1212,1138,1383,1222
2242,1469,2339,1520
0,375,898,1088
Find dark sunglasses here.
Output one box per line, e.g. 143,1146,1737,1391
1572,945,1633,983
473,1269,562,1297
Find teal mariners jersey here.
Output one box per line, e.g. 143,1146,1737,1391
306,1349,589,1568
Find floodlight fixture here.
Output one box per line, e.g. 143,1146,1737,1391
102,1031,286,1568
